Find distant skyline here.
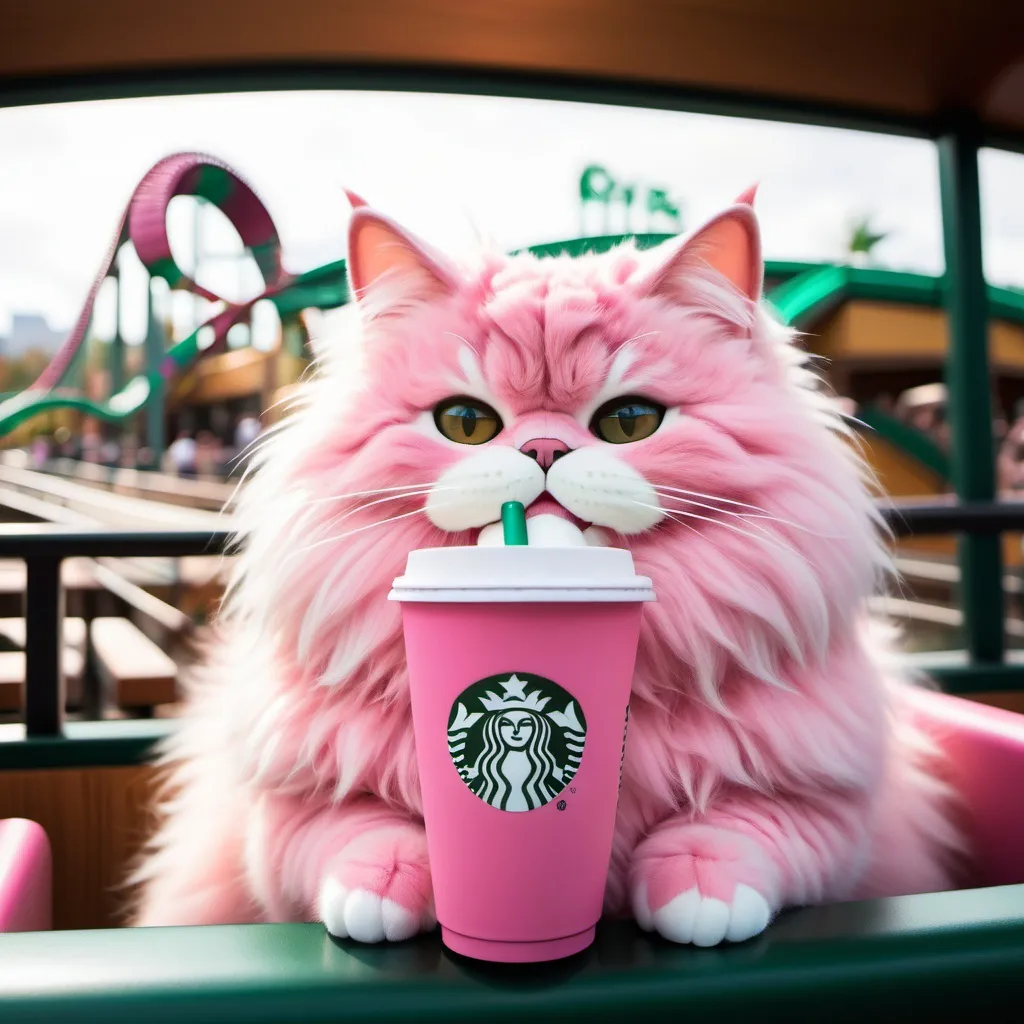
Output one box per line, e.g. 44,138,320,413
0,312,64,358
0,90,1021,344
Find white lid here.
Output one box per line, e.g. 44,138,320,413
389,546,656,603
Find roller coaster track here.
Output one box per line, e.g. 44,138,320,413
0,152,348,433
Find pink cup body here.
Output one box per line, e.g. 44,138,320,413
400,600,643,962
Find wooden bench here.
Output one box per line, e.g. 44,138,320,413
90,617,178,710
0,618,86,713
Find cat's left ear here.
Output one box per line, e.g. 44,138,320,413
344,188,369,210
640,203,763,304
347,208,456,304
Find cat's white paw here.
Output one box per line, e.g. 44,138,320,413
318,878,436,943
634,882,772,947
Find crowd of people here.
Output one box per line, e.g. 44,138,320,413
161,413,262,478
870,383,1024,496
24,412,263,480
997,408,1024,496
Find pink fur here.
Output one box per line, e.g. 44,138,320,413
130,203,964,937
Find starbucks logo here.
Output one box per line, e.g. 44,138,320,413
447,672,587,812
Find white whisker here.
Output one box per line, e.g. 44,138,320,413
619,330,660,349
648,483,785,518
652,509,702,540
582,469,830,537
320,488,436,527
651,491,838,541
653,493,786,542
444,331,482,358
666,507,813,564
588,471,784,521
305,482,454,507
607,495,813,564
285,504,438,562
649,483,841,539
653,491,778,522
309,484,472,544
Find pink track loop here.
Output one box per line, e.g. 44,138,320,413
30,152,289,394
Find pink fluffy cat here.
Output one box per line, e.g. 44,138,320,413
131,189,963,946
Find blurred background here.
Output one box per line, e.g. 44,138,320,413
0,87,1023,722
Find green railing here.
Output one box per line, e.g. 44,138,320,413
2,886,1023,1022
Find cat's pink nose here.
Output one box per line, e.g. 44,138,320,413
520,438,571,470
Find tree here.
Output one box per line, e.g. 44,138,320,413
646,188,682,232
579,165,683,235
846,217,888,264
0,350,51,392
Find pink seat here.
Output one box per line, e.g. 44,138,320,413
0,818,52,932
907,688,1024,888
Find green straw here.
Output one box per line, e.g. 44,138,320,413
501,501,529,546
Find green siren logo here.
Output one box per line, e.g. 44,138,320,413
447,672,587,812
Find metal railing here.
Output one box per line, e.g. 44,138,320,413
0,524,231,739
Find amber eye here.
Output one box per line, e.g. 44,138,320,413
590,397,665,444
434,397,503,445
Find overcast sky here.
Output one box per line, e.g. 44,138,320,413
0,90,1021,343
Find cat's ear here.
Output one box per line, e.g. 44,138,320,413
344,188,369,210
347,208,456,304
640,203,762,304
734,184,758,207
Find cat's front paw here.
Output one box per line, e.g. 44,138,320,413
633,881,771,946
318,878,436,942
630,823,780,947
318,825,435,943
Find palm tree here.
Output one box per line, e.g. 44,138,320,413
846,216,888,265
579,165,615,235
646,188,682,232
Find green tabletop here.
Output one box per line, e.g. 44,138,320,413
0,884,1021,1022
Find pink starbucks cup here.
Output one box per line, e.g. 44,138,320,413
389,545,655,963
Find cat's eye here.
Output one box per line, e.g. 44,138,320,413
590,397,665,444
434,397,503,445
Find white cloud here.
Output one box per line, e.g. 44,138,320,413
0,89,1019,340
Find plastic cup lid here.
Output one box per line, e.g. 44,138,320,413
389,545,656,603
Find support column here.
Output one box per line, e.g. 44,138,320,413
110,268,125,397
24,557,64,736
144,279,166,468
938,122,1004,663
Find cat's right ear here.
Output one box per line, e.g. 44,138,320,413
637,203,762,305
347,209,456,306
